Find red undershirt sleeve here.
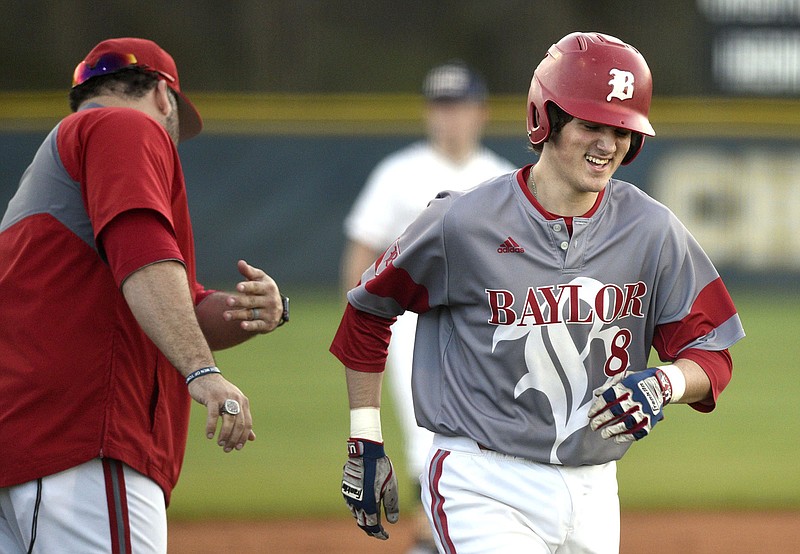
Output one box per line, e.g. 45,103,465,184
330,303,396,373
193,282,217,305
677,347,733,413
98,209,184,288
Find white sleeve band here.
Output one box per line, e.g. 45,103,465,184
660,364,686,404
350,407,383,442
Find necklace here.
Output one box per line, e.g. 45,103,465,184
527,172,538,198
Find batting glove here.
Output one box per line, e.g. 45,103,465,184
341,438,399,540
588,367,674,443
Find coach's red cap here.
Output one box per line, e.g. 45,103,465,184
73,37,203,141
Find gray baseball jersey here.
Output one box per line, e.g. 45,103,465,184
340,167,745,466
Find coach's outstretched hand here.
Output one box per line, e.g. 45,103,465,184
223,260,287,333
341,438,399,539
588,367,674,442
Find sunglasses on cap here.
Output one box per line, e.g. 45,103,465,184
72,52,176,87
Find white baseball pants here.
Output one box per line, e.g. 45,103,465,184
421,435,620,553
0,458,166,554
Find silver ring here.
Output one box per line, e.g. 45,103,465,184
220,399,241,416
251,308,260,321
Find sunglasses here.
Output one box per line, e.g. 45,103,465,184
72,52,175,87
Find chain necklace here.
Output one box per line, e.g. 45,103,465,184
527,171,538,198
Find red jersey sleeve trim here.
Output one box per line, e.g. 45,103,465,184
330,303,396,373
99,209,184,287
653,277,738,360
677,348,733,413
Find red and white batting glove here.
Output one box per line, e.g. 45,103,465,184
588,366,685,443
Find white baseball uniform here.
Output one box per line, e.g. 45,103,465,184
344,140,515,479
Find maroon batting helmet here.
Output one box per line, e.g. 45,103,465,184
526,32,655,164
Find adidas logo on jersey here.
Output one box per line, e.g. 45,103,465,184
497,236,525,253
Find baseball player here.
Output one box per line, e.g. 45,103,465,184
340,60,514,552
332,31,745,553
0,38,288,553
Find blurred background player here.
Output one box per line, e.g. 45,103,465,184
339,60,514,552
333,32,744,552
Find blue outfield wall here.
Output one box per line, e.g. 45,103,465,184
177,133,534,288
2,128,800,289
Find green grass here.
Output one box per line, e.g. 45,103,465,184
168,286,800,520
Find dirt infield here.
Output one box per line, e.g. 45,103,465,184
167,511,800,553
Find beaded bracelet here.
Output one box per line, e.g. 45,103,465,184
185,366,221,385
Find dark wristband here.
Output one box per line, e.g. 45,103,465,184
277,295,290,326
185,366,221,385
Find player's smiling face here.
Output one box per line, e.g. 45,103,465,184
545,117,632,194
